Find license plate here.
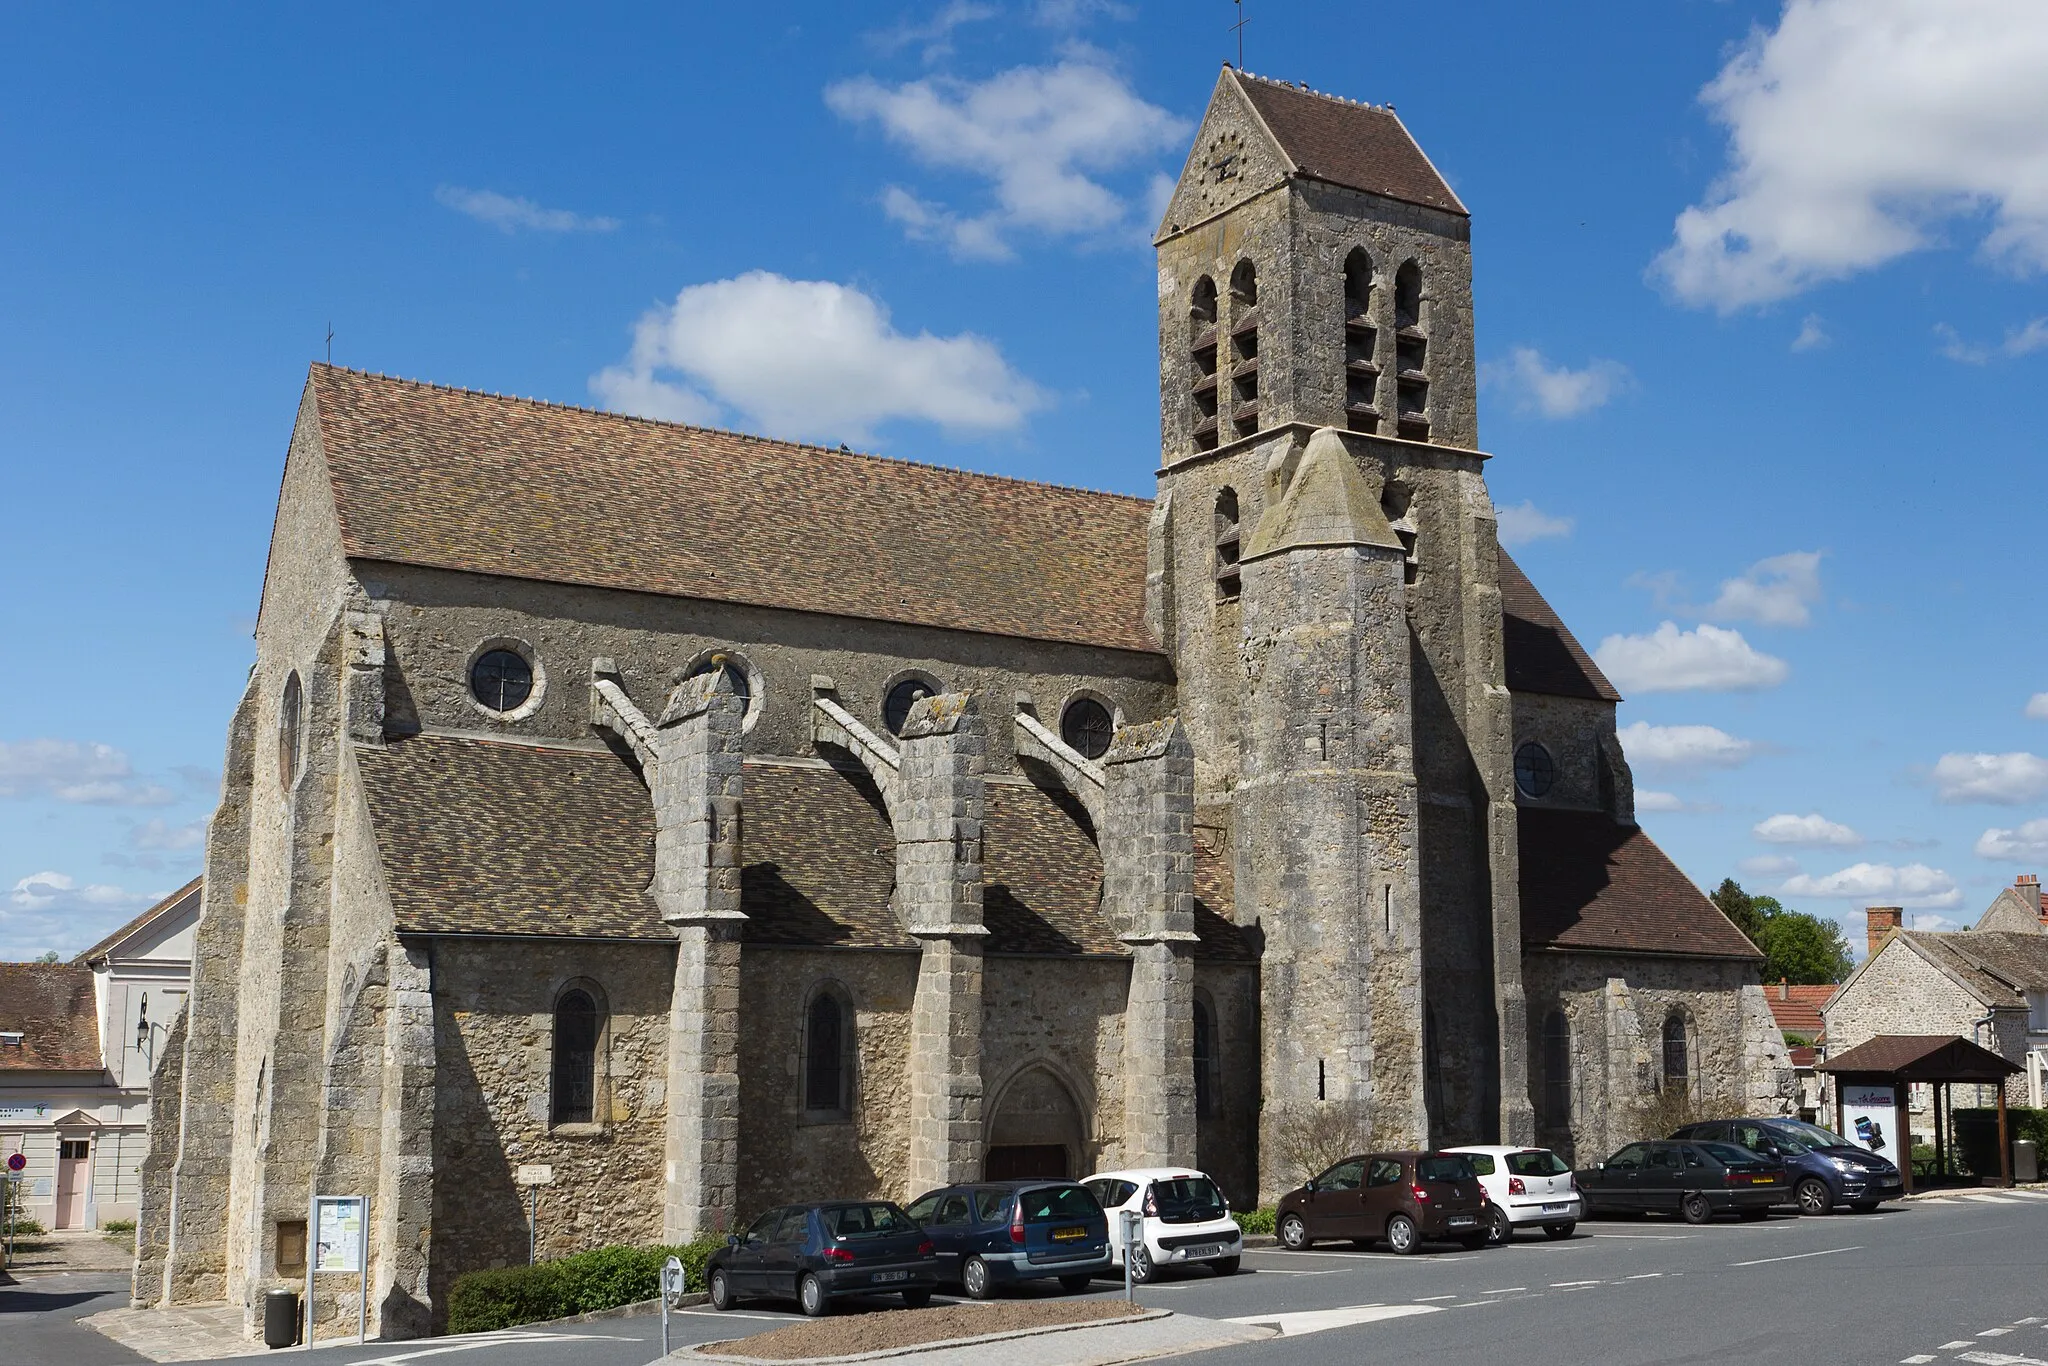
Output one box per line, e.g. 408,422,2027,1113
1750,1176,1776,1184
1541,1203,1569,1212
1448,1216,1477,1227
1052,1226,1087,1241
1184,1243,1221,1257
871,1270,908,1283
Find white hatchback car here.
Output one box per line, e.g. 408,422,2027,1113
1442,1145,1582,1244
1081,1168,1243,1282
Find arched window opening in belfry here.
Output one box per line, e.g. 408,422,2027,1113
1190,277,1220,453
1228,261,1259,438
1542,1010,1572,1127
804,985,854,1116
1394,260,1429,440
1344,248,1379,434
552,987,603,1126
1213,488,1241,602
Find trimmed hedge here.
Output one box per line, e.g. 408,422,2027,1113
447,1237,722,1334
1951,1107,2048,1179
1231,1208,1276,1237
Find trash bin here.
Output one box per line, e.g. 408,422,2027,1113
2017,1139,2040,1184
263,1288,300,1349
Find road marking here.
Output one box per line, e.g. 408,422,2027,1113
1225,1304,1441,1336
2020,1318,2046,1325
678,1310,795,1321
344,1332,639,1365
1242,1267,1343,1277
1626,1273,1664,1279
1414,1294,1458,1301
1592,1233,1694,1240
1481,1287,1527,1294
1730,1245,1861,1267
1549,1280,1603,1287
1900,1355,1935,1363
1940,1341,1977,1349
1962,1194,2022,1204
1955,1352,2048,1366
1983,1329,2015,1336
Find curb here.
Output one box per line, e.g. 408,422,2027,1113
680,1307,1175,1364
518,1292,709,1329
1239,1235,1277,1249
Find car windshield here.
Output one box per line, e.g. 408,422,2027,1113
1772,1120,1853,1150
1504,1149,1570,1177
1020,1185,1099,1222
1151,1178,1225,1218
1417,1156,1477,1183
825,1203,912,1238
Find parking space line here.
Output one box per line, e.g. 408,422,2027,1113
1549,1280,1602,1287
1941,1341,1978,1349
1899,1354,1935,1363
1591,1233,1694,1240
1626,1273,1663,1279
1415,1294,1458,1301
1730,1246,1860,1267
1983,1328,2015,1336
1480,1287,1527,1294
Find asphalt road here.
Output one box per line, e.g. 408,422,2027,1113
0,1270,149,1365
11,1193,2047,1366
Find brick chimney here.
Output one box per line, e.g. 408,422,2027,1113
1866,906,1904,959
2017,873,2045,922
1778,977,1789,1000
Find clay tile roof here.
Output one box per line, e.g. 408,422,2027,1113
1232,71,1467,216
1763,985,1834,1036
73,876,202,966
309,366,1157,655
1498,549,1621,702
0,963,103,1071
1518,806,1760,959
1902,930,2048,1008
1817,1034,2021,1080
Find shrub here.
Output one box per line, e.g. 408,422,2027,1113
4,1217,46,1236
102,1218,137,1234
1231,1208,1275,1237
446,1237,723,1335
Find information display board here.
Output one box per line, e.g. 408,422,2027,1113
1841,1084,1899,1157
314,1196,365,1273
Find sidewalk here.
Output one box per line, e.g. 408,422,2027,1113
79,1302,268,1363
4,1227,140,1277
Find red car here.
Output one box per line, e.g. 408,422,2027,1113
1276,1151,1489,1254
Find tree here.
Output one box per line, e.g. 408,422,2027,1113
34,950,60,964
1710,878,1766,941
1710,879,1853,984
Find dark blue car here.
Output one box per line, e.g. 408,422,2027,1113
707,1201,940,1317
904,1180,1112,1298
1672,1118,1903,1215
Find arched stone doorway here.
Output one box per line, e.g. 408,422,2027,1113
984,1066,1087,1180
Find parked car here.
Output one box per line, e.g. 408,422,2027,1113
1275,1152,1489,1254
1442,1145,1583,1244
707,1201,940,1317
1082,1168,1243,1282
903,1180,1111,1298
1669,1118,1903,1215
1575,1140,1787,1224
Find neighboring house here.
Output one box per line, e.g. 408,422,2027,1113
0,879,199,1229
1764,980,1834,1123
1822,884,2048,1140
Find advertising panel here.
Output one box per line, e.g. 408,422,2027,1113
313,1196,365,1274
1841,1084,1898,1157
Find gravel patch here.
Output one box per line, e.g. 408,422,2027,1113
700,1299,1146,1361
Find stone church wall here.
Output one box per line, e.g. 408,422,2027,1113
980,956,1129,1178
427,939,673,1320
1193,963,1261,1208
1510,693,1614,814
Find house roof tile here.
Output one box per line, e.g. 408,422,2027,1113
1519,806,1760,959
0,963,102,1071
1764,984,1834,1036
1231,72,1467,216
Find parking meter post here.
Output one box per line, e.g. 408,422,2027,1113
660,1255,684,1360
1120,1210,1142,1303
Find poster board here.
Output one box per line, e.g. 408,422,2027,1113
1841,1084,1898,1157
307,1194,369,1345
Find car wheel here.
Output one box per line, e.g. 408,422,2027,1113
1212,1257,1240,1276
901,1287,933,1308
1385,1214,1420,1254
708,1268,736,1311
1128,1242,1157,1284
1484,1204,1513,1246
1542,1222,1575,1240
799,1273,830,1318
962,1256,995,1300
1680,1193,1713,1226
1058,1273,1094,1293
1795,1178,1834,1217
1278,1213,1311,1251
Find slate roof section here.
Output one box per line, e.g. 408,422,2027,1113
1902,930,2048,1009
1232,71,1467,216
1519,806,1760,959
309,366,1157,655
0,963,103,1072
1763,984,1835,1037
73,876,202,967
1498,550,1621,703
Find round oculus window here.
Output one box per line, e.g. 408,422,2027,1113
1061,697,1115,760
883,678,936,737
686,655,751,705
471,649,535,714
1514,741,1555,799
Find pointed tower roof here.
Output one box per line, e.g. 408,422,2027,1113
1230,70,1467,216
1242,428,1403,560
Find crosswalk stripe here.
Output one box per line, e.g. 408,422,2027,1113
1225,1304,1443,1336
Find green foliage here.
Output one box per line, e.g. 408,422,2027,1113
1711,880,1853,984
4,1216,47,1236
34,950,60,963
101,1218,136,1234
446,1237,723,1334
1231,1208,1276,1237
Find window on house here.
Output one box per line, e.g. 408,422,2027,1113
883,676,938,737
277,671,303,791
1662,1013,1690,1090
1190,278,1220,453
804,988,851,1115
1394,261,1429,441
1514,742,1556,800
1343,248,1379,433
1060,697,1115,760
471,649,534,714
552,988,602,1125
1542,1010,1571,1127
1213,488,1241,601
1193,996,1219,1119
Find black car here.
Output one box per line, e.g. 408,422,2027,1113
1575,1140,1788,1224
904,1180,1111,1298
1671,1117,1903,1215
708,1201,940,1316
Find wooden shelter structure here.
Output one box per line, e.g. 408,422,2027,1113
1817,1035,2023,1191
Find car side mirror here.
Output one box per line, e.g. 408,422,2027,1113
726,1234,740,1247
1303,1178,1317,1193
1594,1162,1605,1170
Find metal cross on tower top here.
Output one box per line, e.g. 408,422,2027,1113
1230,1,1248,69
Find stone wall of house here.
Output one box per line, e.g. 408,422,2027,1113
1825,938,2034,1108
428,939,674,1323
1522,951,1790,1165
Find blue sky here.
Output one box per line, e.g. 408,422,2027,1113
4,0,2046,959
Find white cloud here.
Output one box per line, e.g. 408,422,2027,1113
131,818,208,852
2026,692,2048,720
1495,501,1574,548
591,271,1047,444
1929,751,2048,805
1740,854,1802,878
0,739,175,806
1595,622,1789,694
1635,790,1686,812
433,186,618,235
1975,818,2048,862
1754,812,1862,847
1618,721,1758,771
1935,323,1991,366
870,1,999,62
1780,861,1961,909
825,59,1188,258
1908,912,1965,932
1791,314,1830,351
2,872,159,960
1936,318,2048,364
1705,551,1823,627
1033,0,1133,24
2007,318,2048,356
1481,347,1631,419
1654,0,2048,309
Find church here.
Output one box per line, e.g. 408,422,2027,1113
133,67,1793,1340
